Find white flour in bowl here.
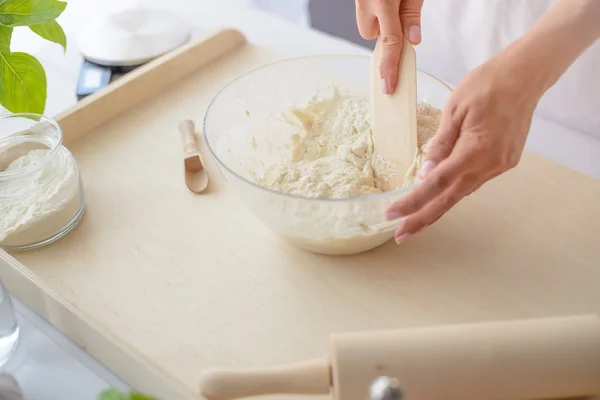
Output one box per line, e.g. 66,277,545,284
0,148,83,249
255,90,442,199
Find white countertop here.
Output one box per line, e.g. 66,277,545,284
3,0,600,398
2,297,129,399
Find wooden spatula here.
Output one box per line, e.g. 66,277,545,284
370,35,417,180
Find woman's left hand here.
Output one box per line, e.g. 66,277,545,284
385,46,545,244
355,0,424,94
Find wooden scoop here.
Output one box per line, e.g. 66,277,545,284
179,119,208,194
370,35,417,181
199,314,600,400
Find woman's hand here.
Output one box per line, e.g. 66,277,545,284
355,0,424,94
386,46,546,244
386,0,600,244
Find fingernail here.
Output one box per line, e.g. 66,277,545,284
419,160,436,179
409,26,421,44
386,210,402,221
381,78,390,94
395,233,411,245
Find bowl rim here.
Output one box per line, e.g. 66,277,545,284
202,54,453,204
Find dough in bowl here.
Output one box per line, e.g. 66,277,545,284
255,89,442,199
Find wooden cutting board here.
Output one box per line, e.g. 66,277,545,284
0,28,599,400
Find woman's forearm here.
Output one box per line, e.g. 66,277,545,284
526,0,599,88
499,0,600,101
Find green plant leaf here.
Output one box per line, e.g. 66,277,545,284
0,25,11,53
97,389,160,400
97,389,127,400
0,0,67,27
0,51,46,114
130,393,160,400
29,20,66,51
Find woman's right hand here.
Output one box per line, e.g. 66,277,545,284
385,46,544,243
355,0,425,94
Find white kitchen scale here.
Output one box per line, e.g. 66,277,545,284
76,8,191,99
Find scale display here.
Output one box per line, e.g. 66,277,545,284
76,60,141,100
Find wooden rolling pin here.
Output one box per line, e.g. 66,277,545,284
199,314,600,400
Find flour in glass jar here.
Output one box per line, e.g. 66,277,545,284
0,147,82,248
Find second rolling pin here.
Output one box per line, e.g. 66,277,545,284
199,314,600,400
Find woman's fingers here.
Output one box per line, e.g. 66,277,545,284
394,176,474,243
399,0,424,44
386,154,466,219
419,103,463,179
375,0,404,94
355,0,425,93
355,0,379,40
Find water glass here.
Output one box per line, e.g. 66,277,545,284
0,281,18,367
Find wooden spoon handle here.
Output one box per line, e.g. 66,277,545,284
199,358,331,400
179,119,199,157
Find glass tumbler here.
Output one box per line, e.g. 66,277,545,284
0,280,18,367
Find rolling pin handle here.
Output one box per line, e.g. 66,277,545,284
199,358,331,400
369,376,403,400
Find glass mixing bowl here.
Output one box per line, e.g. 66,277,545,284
203,55,452,256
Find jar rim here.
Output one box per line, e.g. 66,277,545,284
0,114,63,181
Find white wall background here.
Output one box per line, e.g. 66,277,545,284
249,0,311,26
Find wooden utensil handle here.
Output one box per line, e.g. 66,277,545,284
179,119,199,156
370,34,417,172
199,358,331,400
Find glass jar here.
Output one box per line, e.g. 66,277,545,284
0,114,85,251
